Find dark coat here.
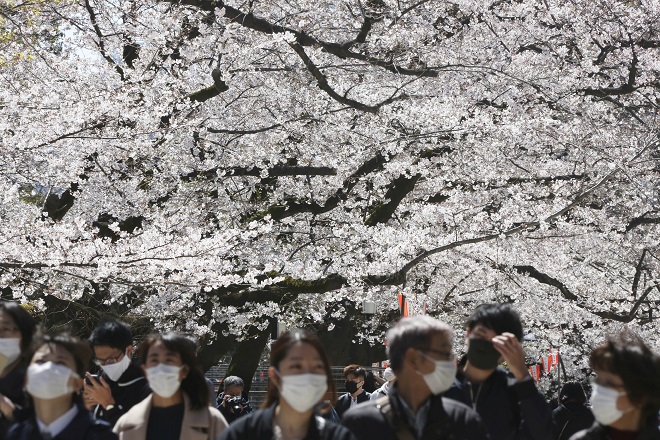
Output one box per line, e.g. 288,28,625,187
6,403,117,440
215,392,254,424
552,403,595,440
334,390,371,420
218,402,356,440
92,362,151,427
341,386,490,440
443,367,553,440
0,363,27,436
568,423,660,440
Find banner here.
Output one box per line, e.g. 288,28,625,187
529,365,541,383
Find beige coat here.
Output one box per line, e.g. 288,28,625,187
113,393,228,440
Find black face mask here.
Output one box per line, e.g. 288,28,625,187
467,338,501,370
345,380,359,394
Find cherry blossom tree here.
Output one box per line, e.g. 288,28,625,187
1,0,658,379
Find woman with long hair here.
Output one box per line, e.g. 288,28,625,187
113,332,227,440
0,302,36,435
570,330,660,439
219,329,355,440
6,333,117,439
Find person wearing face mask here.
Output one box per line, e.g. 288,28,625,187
219,329,356,440
341,316,489,440
443,303,553,440
6,333,117,440
335,364,372,419
113,332,227,439
569,331,660,440
85,321,152,427
370,367,396,400
552,382,594,440
0,301,36,436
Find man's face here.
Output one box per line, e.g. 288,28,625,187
345,373,364,392
416,331,454,375
224,385,243,398
467,323,497,344
93,345,129,366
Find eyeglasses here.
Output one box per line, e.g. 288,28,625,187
93,352,125,366
421,348,454,361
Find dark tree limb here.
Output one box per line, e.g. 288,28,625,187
584,52,639,97
289,43,381,113
365,174,421,226
626,213,660,232
182,165,336,182
83,0,125,80
247,151,387,221
514,265,579,300
224,321,274,392
161,0,438,77
631,249,647,298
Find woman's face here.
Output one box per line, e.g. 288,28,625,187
594,369,636,412
276,342,326,376
0,311,21,341
144,340,188,380
29,343,82,391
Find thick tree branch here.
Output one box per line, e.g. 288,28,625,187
584,52,638,97
247,151,387,221
365,174,421,226
514,265,578,300
182,165,336,182
289,42,381,113
162,0,438,77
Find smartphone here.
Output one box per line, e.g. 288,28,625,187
85,374,99,385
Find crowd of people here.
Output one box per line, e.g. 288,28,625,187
0,300,658,440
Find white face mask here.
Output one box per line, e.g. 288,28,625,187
0,338,22,369
590,384,631,425
277,371,328,413
100,350,132,382
417,352,457,395
26,362,76,400
146,363,182,398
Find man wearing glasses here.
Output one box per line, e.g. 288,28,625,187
84,320,151,426
342,316,489,439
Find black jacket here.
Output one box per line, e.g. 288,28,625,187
0,363,27,436
552,403,595,440
334,390,371,420
443,367,553,440
6,403,117,440
218,402,356,440
569,423,660,440
341,386,490,440
92,362,151,427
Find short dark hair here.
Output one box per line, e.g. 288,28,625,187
386,316,454,373
343,364,366,380
138,332,208,410
466,303,523,341
88,320,132,351
0,301,36,352
264,329,336,408
590,330,660,427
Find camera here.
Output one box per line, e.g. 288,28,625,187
227,396,242,412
